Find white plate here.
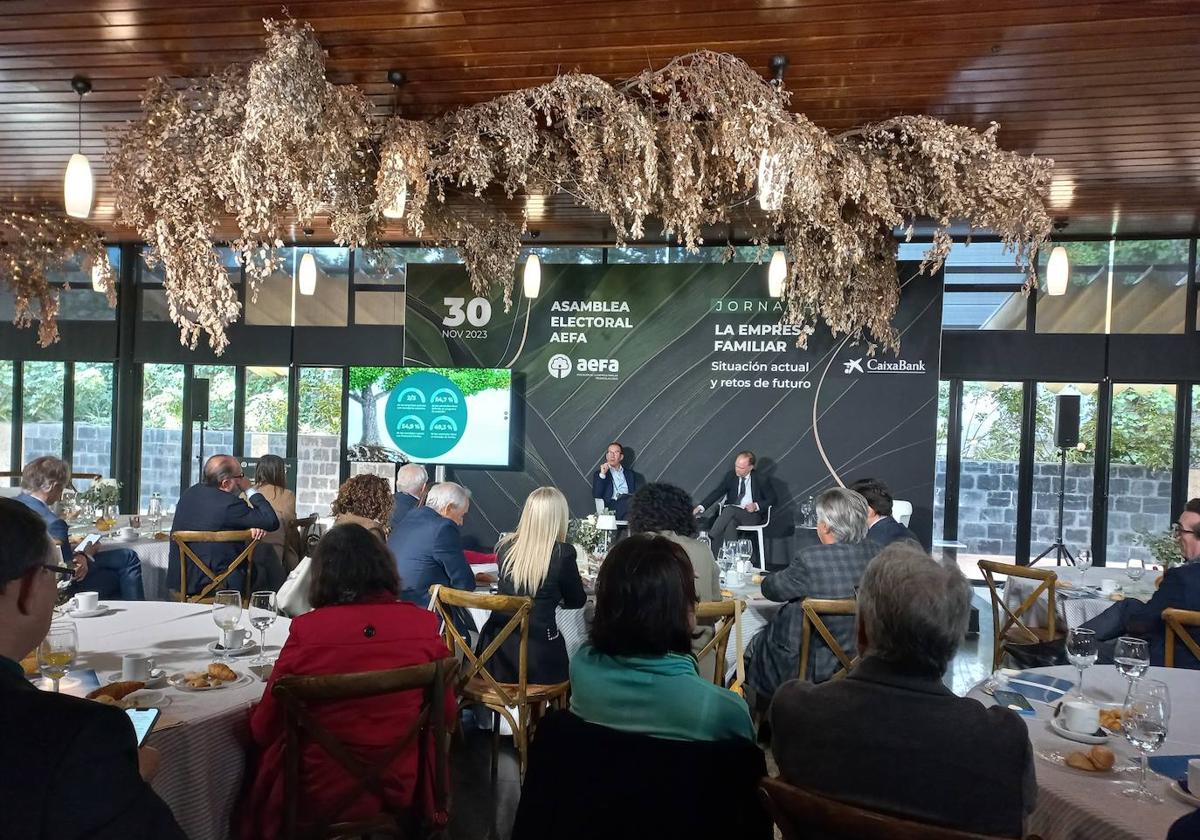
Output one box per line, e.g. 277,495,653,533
206,639,257,657
1034,747,1133,778
110,534,141,543
125,689,170,708
167,671,252,692
104,669,166,689
67,605,112,618
1168,780,1200,808
1050,716,1108,745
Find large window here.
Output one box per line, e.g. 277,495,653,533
1030,383,1098,563
296,368,343,515
73,363,114,478
244,367,288,457
140,364,184,512
1107,384,1176,567
22,361,64,462
245,248,349,327
957,381,1023,563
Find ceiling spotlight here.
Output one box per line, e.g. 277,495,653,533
64,75,93,219
768,250,787,298
523,253,541,299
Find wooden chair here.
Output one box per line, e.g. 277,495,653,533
272,657,458,840
172,529,259,603
1163,608,1200,667
759,776,1034,840
428,586,570,776
978,560,1062,671
695,598,746,687
798,598,859,681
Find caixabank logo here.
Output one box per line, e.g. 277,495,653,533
547,354,620,381
842,357,927,375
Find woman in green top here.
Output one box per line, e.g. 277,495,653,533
570,533,755,743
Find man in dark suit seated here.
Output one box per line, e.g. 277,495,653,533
771,542,1036,837
746,487,877,705
0,498,186,839
389,462,428,532
16,456,145,601
1081,499,1200,668
693,450,776,554
851,477,920,548
388,481,475,612
168,454,280,598
590,442,642,521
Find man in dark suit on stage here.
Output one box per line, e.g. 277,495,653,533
389,462,428,531
591,442,642,521
168,454,280,598
851,477,919,548
0,498,186,839
693,450,776,553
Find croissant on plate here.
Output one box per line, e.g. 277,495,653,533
207,662,237,682
87,680,145,701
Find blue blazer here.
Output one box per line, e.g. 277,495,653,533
16,493,72,566
168,484,280,596
389,491,420,532
1125,561,1200,669
867,516,920,548
591,467,642,520
388,506,475,607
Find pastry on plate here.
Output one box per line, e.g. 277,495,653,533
207,662,237,682
87,680,146,702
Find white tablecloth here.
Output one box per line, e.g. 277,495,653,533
69,516,175,601
968,665,1198,840
63,601,289,840
1004,566,1157,631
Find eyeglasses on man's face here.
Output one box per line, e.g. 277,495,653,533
1170,522,1200,539
42,564,76,582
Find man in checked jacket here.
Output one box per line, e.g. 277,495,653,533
746,487,880,706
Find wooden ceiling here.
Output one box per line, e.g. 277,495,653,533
1,0,1198,240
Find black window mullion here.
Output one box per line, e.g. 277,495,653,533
285,365,299,461
1015,380,1036,565
233,366,246,458
1092,377,1114,568
1172,381,1192,521
115,245,140,508
338,366,350,485
11,361,23,474
62,361,75,467
1186,238,1197,337
943,378,963,546
180,365,194,495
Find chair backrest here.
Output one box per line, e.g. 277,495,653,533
759,777,1019,840
1163,608,1200,667
798,598,858,681
272,657,458,840
429,586,532,706
172,529,259,603
695,599,744,686
977,560,1058,654
892,500,913,527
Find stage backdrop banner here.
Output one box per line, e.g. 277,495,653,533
399,260,943,555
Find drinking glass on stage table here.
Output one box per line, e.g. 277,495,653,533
1067,627,1097,699
1121,680,1169,803
1114,636,1150,699
38,621,77,694
735,539,753,571
1076,548,1092,584
1126,558,1146,582
249,591,277,666
716,544,733,586
212,590,242,664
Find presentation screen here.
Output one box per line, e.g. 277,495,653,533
347,367,513,467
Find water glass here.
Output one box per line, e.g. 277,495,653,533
1076,548,1093,584
1114,636,1150,695
39,621,78,693
212,590,243,663
735,538,754,570
1126,558,1146,582
249,591,278,666
1066,626,1097,699
1121,680,1169,802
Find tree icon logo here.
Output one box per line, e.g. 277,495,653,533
547,354,573,379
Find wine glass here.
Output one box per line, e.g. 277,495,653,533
1126,557,1145,583
1066,626,1097,699
38,621,78,694
1121,679,1169,802
716,543,733,585
212,590,243,664
1114,636,1150,699
1076,548,1093,585
735,538,754,571
249,591,278,666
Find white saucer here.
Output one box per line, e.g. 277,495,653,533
110,534,141,543
1168,780,1200,808
67,605,112,618
104,669,166,689
1050,716,1108,745
207,639,257,657
125,689,170,708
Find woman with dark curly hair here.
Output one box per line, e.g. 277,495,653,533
331,474,395,541
628,483,720,676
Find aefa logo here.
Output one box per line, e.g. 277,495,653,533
547,354,573,379
843,357,927,375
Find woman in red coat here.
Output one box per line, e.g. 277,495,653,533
241,523,456,838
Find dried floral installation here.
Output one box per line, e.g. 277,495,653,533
102,17,1052,353
0,209,114,346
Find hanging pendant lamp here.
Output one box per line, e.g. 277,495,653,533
64,75,94,219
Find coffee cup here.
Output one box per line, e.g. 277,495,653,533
1100,579,1119,595
122,653,156,681
1062,700,1100,735
1188,758,1200,794
72,591,99,612
118,525,138,540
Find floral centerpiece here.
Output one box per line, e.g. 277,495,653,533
78,478,121,523
568,514,604,555
1133,529,1183,571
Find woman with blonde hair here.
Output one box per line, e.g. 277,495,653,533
475,487,587,684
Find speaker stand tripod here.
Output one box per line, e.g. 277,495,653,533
1031,447,1076,567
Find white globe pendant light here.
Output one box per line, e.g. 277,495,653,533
64,76,94,219
1045,245,1069,296
298,251,317,296
768,250,787,298
523,254,541,299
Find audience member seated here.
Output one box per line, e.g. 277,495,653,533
332,473,395,541
1169,808,1200,840
627,482,721,673
242,523,456,838
0,498,185,838
253,454,300,574
389,482,475,611
850,477,919,548
390,463,429,531
1081,498,1200,668
771,542,1036,836
475,487,586,684
168,454,280,597
570,534,754,742
747,487,877,704
16,456,145,601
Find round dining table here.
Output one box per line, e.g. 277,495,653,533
968,665,1199,840
61,600,291,840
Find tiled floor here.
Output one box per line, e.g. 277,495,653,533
448,586,999,840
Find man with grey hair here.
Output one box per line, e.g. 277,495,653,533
390,462,428,531
15,456,145,600
746,487,877,704
389,482,475,624
771,542,1036,836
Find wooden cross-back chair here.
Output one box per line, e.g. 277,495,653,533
695,598,746,687
428,586,570,776
978,560,1061,671
759,777,1037,840
798,598,859,682
272,657,458,840
172,530,259,603
1163,608,1200,667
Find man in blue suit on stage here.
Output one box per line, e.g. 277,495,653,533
591,442,642,520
